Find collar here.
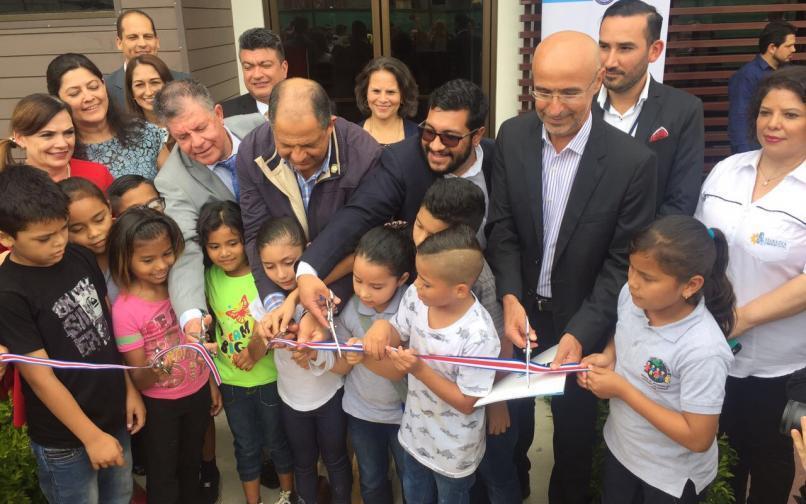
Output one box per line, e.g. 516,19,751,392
255,99,269,116
205,127,240,170
542,112,592,156
448,144,484,179
597,72,651,113
356,285,406,317
754,54,774,71
292,142,332,183
629,295,708,343
744,150,806,184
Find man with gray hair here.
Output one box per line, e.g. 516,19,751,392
153,79,263,339
237,77,380,352
221,27,288,118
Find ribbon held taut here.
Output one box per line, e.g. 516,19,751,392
0,342,222,386
267,338,589,375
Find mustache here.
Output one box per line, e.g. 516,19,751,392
605,68,624,75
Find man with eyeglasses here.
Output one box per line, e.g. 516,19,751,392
486,31,657,503
596,0,704,216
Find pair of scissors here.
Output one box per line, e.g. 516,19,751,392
325,290,343,358
525,315,531,387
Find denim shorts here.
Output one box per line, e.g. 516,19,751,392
220,381,294,481
30,428,132,504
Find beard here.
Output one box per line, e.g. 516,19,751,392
421,141,474,175
603,61,649,94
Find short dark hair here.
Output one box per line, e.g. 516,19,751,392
256,216,306,251
108,207,184,290
749,65,806,141
239,28,285,61
268,79,332,129
125,54,174,119
759,21,796,54
58,177,108,207
116,9,157,39
355,223,415,279
108,175,157,216
354,57,419,118
428,79,488,131
422,178,485,233
197,200,245,266
417,224,483,286
0,165,70,237
602,0,663,44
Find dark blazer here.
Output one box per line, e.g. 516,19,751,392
220,93,260,118
594,77,703,216
105,66,190,113
486,112,657,354
302,134,496,278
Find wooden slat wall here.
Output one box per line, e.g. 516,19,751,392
518,0,806,169
181,0,239,103
0,1,186,135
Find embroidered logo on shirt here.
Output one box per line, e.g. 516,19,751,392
750,232,788,250
642,357,671,389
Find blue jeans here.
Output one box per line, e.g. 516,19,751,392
348,415,406,504
221,382,294,481
30,428,132,504
473,401,522,504
401,445,476,504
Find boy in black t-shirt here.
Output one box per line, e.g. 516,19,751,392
0,166,144,504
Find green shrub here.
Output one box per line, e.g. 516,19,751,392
0,397,46,503
589,399,737,504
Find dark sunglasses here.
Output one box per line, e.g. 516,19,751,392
418,121,480,148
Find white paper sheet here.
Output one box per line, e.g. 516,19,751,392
474,344,568,407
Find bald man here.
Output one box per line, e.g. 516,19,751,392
486,31,657,503
237,78,381,320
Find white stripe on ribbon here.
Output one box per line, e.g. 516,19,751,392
0,342,222,386
268,338,588,375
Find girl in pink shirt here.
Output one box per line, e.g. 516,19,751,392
109,207,221,504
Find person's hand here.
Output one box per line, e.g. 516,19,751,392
0,344,8,380
577,352,615,390
486,402,511,435
85,432,124,470
267,296,299,335
183,314,213,342
388,346,422,375
345,338,364,365
292,347,316,369
297,274,340,328
362,321,393,361
296,312,327,344
232,349,256,371
125,386,146,435
550,333,583,370
209,380,223,416
585,366,628,400
791,416,806,471
502,295,537,350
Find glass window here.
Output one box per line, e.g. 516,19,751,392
0,0,114,14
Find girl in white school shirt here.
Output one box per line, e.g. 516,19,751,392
578,215,736,504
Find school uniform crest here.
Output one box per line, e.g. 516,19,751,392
642,357,671,389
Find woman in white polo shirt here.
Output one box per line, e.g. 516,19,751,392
695,65,806,504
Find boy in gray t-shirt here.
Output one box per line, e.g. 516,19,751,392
364,226,500,502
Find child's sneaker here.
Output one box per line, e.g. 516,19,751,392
273,489,300,504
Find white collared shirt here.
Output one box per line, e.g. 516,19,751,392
205,127,241,196
695,150,806,378
446,144,488,248
537,113,593,297
597,73,651,137
256,99,269,118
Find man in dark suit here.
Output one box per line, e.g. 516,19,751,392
486,31,656,504
220,28,288,118
105,9,189,112
596,0,704,216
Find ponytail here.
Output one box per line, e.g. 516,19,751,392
702,228,736,336
0,138,16,172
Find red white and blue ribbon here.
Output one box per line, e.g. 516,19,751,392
268,338,588,375
0,342,222,386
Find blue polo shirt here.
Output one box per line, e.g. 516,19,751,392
728,55,773,154
604,284,734,497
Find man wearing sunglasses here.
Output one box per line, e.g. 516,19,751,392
294,78,494,328
486,31,657,504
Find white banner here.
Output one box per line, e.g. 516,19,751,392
541,0,671,82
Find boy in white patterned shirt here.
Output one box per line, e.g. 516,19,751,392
363,225,500,503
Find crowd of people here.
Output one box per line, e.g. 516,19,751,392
0,1,803,504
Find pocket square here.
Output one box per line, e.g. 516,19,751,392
650,127,669,142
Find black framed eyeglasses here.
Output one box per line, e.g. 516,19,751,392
418,121,480,148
